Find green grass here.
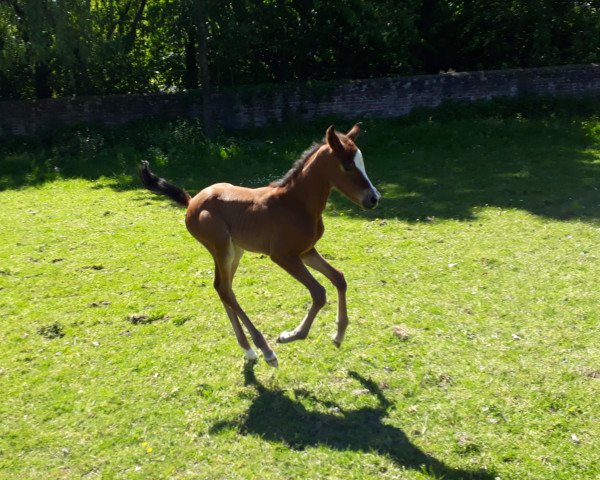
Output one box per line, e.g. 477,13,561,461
1,98,599,479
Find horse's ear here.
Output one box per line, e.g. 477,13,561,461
347,122,362,141
326,125,343,153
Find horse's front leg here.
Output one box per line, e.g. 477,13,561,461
271,254,327,343
301,248,348,347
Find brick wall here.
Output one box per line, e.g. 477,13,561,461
1,64,599,137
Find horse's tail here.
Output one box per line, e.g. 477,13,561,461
139,160,191,207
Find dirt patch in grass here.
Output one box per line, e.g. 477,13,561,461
37,322,65,339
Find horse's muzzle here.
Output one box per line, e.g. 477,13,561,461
362,190,380,210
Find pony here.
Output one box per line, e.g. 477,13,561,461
139,123,380,367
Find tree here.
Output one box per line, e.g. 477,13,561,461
0,0,598,101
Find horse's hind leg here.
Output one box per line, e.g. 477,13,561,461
214,252,257,363
223,303,258,362
214,243,278,367
190,211,274,365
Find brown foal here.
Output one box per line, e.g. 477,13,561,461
140,124,380,367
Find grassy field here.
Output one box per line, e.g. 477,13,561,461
1,99,599,479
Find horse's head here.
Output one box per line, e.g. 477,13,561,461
324,123,381,210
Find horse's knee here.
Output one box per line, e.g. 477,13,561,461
312,284,327,309
332,270,347,293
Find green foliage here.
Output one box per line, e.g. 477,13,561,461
429,0,600,71
1,1,599,100
206,0,418,85
0,106,599,478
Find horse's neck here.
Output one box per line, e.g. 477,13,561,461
282,157,331,217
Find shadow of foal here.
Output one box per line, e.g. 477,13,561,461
211,367,495,479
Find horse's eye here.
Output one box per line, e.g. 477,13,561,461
342,163,353,172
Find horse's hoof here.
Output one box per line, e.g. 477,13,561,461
331,334,342,348
264,352,279,368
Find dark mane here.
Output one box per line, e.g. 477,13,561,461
270,142,323,187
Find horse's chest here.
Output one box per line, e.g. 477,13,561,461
292,217,324,252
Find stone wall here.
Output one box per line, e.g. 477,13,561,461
1,64,599,137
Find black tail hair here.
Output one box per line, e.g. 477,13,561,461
139,160,192,207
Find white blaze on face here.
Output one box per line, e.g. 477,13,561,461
353,149,381,200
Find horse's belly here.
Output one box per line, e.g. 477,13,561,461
231,234,270,254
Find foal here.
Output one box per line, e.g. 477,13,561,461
140,124,380,367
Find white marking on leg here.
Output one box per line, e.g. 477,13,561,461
278,330,292,342
353,149,381,200
244,349,258,361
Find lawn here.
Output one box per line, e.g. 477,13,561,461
0,99,599,479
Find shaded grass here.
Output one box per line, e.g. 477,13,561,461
2,96,600,223
0,99,599,479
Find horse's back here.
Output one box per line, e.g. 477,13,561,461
188,183,272,211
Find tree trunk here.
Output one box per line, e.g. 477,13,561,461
184,29,199,89
124,0,147,50
8,0,52,98
34,62,52,99
107,0,133,40
195,1,213,136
